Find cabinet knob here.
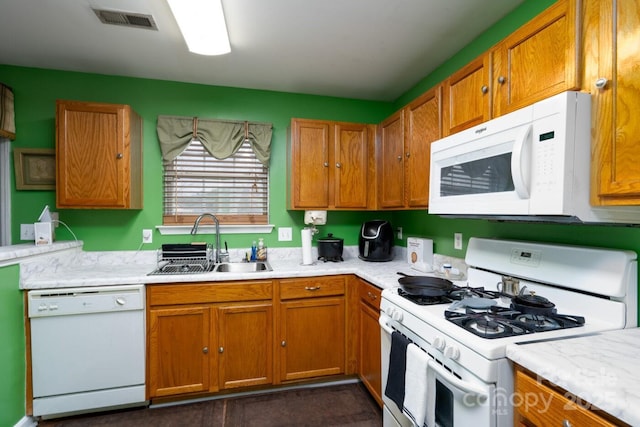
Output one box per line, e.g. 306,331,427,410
562,420,572,427
497,76,506,84
281,340,287,347
481,85,488,94
397,155,402,161
218,346,224,353
304,286,320,291
323,162,329,167
203,347,209,354
116,153,123,159
406,152,410,158
594,77,608,89
336,162,341,168
367,291,377,300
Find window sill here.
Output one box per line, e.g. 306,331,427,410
156,224,275,235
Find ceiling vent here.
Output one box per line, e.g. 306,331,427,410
92,8,158,30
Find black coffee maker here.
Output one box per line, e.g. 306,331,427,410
358,220,394,262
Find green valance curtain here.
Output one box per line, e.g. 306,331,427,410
0,83,15,140
156,115,273,166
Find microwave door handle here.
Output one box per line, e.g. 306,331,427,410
428,358,489,404
511,124,533,199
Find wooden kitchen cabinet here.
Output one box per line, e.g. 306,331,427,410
584,0,640,205
442,55,491,137
378,86,441,209
148,305,211,397
441,0,579,136
147,281,273,399
56,100,143,209
277,276,346,381
357,278,382,407
288,118,373,210
514,367,624,427
492,0,580,117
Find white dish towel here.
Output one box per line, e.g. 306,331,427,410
403,343,436,427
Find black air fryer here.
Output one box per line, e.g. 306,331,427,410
358,220,394,262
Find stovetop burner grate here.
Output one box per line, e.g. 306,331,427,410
398,285,500,305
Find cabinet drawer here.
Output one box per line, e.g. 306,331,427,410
279,276,345,300
515,370,618,427
358,280,381,309
148,281,273,306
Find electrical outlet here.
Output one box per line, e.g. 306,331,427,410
396,226,403,240
20,224,35,240
278,227,293,241
142,229,153,244
454,232,463,250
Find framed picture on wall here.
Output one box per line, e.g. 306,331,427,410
14,148,56,190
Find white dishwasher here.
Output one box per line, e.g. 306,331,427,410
28,284,147,418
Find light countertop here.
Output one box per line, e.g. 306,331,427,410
506,328,640,426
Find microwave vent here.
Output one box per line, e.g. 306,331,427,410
92,8,158,30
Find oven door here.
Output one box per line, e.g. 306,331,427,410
429,111,534,216
380,314,496,427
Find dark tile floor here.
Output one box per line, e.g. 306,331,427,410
38,382,382,427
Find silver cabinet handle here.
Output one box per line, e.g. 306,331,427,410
305,286,320,291
281,340,286,347
562,420,572,427
367,291,377,300
397,155,402,161
497,76,506,84
594,77,608,89
406,152,410,158
218,346,224,353
203,347,209,354
116,153,123,159
481,85,488,94
336,162,341,168
323,162,329,167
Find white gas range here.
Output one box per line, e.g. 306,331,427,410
379,237,637,427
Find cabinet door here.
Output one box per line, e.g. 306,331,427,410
279,297,345,381
56,100,141,209
378,110,405,208
148,306,210,398
358,280,382,407
217,303,273,389
333,123,370,209
492,0,579,117
587,0,640,204
404,86,441,208
442,54,491,136
289,119,330,209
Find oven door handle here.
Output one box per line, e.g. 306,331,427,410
379,315,394,335
428,359,489,404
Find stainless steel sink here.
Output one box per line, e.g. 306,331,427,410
213,262,272,273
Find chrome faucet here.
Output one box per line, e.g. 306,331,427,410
190,213,221,263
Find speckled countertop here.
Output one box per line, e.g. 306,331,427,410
506,328,640,426
16,242,468,291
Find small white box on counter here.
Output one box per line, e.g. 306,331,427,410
407,237,433,272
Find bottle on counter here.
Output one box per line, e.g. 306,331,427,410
257,238,267,261
250,240,257,261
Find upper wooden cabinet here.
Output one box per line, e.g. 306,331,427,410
288,118,373,210
378,86,441,209
56,100,143,209
442,55,490,137
585,0,640,205
442,0,579,136
492,0,580,117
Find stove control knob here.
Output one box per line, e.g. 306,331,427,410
386,307,394,316
391,310,403,322
433,336,446,350
444,345,460,360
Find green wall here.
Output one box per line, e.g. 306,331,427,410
0,264,24,427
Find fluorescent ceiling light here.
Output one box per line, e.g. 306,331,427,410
167,0,231,56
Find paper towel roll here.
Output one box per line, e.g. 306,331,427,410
301,228,313,265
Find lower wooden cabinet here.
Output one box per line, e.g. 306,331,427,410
514,367,625,427
357,278,382,406
278,276,346,381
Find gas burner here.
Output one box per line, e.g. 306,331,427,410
397,288,453,305
515,314,561,331
397,284,500,306
318,256,343,262
448,286,501,301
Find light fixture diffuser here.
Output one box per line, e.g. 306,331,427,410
167,0,231,56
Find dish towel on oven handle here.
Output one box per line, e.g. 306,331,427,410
384,331,410,411
403,343,436,427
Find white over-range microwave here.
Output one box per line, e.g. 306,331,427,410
429,90,640,224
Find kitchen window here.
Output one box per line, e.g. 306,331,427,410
163,138,269,226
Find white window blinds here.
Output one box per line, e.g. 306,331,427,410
163,139,269,225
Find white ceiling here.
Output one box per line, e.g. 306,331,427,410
0,0,524,101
